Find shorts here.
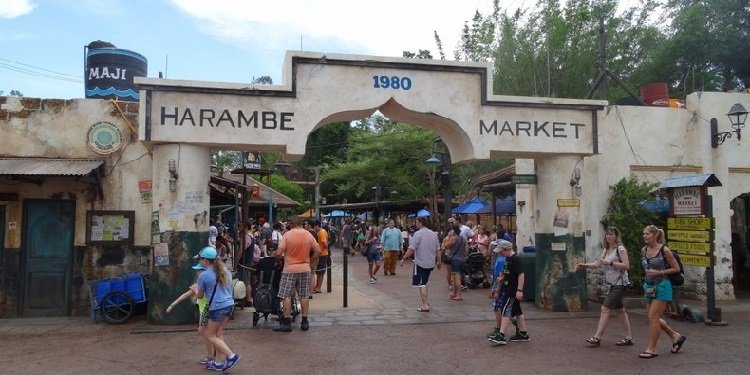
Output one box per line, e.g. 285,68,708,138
208,305,234,322
643,278,672,303
412,264,433,288
316,255,330,275
278,272,311,299
367,251,383,264
493,292,522,317
602,285,627,310
450,258,465,273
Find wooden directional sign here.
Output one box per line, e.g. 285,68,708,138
669,241,711,254
511,174,537,185
677,252,711,267
667,217,713,231
668,230,710,242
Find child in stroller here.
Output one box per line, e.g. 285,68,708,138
251,256,300,326
463,245,491,289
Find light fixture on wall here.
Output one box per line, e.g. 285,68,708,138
711,103,748,148
168,159,179,192
570,164,582,197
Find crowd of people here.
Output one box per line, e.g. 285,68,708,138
166,212,689,371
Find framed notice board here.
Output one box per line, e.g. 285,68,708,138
86,210,135,245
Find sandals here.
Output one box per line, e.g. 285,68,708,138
671,335,686,353
616,338,634,346
585,337,601,346
639,351,658,359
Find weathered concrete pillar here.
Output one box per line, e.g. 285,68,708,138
148,144,211,324
533,156,587,312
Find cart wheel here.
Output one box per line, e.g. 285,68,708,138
252,312,259,327
101,291,134,324
482,281,491,289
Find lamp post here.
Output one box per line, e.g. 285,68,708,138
426,152,452,236
711,103,748,147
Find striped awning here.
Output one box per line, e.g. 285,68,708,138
0,158,103,176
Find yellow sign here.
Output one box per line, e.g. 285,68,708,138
668,241,711,254
667,217,713,231
679,253,711,267
557,199,580,207
667,230,710,242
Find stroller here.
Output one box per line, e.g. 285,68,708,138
463,245,491,289
251,256,300,327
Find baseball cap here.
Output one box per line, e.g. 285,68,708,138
448,217,456,223
193,246,218,260
192,264,206,271
493,240,513,253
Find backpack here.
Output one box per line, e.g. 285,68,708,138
254,284,276,313
659,246,685,286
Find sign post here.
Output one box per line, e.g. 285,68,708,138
660,174,726,326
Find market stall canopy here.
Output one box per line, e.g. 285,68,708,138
452,197,491,214
297,209,316,218
325,210,350,218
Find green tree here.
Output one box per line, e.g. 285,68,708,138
600,176,662,287
638,0,750,94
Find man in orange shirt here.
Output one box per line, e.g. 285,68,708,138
273,217,320,332
312,220,329,294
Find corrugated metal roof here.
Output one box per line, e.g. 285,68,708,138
0,158,103,176
659,173,722,189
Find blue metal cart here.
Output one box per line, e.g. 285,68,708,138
88,273,147,324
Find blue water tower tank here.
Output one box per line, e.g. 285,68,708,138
85,40,147,101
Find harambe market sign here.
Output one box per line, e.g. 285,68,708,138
137,51,605,162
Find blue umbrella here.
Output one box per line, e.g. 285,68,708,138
452,198,491,214
416,209,431,217
474,196,515,215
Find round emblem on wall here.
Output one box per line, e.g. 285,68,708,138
87,121,123,154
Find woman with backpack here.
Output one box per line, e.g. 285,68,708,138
638,225,686,359
575,227,633,347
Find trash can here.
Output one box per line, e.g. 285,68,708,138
519,247,535,301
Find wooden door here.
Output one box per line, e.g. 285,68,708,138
21,199,75,317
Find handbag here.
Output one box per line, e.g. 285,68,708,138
199,284,217,323
442,251,452,264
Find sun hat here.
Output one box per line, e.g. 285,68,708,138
192,263,206,270
493,240,513,253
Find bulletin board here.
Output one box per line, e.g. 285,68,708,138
86,210,135,245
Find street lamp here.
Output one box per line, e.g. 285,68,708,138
426,152,452,236
711,103,748,147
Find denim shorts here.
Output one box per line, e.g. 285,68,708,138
366,251,382,264
208,305,234,322
450,259,465,273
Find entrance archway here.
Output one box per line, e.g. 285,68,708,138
136,51,607,312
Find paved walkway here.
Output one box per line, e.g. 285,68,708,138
3,247,750,375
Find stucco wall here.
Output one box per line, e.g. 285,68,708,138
575,92,750,300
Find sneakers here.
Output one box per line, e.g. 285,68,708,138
509,331,531,342
301,317,309,331
369,277,377,284
488,332,507,345
486,327,500,339
204,361,225,372
199,356,213,365
224,354,241,371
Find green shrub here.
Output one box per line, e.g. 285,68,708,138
600,176,664,288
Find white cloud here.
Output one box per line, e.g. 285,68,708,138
0,0,36,18
170,0,492,57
